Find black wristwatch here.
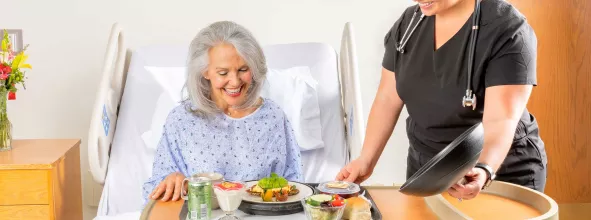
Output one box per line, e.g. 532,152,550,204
475,163,496,189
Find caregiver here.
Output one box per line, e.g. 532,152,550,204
336,0,547,200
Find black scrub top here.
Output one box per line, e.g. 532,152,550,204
382,0,543,159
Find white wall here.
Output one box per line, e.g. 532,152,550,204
4,0,413,219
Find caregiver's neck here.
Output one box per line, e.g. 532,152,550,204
436,0,479,23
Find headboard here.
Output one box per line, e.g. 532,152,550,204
87,22,365,185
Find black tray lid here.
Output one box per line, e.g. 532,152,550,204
400,122,484,197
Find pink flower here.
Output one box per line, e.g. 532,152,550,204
0,64,10,80
0,64,10,73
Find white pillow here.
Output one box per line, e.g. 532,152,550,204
260,66,324,151
141,66,324,151
142,66,187,150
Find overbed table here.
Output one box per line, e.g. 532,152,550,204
140,185,591,220
140,186,438,220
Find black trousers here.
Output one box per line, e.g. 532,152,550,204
406,136,548,192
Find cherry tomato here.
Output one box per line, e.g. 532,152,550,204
331,199,345,207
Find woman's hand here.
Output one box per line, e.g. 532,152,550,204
149,172,187,201
336,157,374,184
447,167,488,200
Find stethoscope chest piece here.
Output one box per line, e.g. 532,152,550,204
397,0,482,111
462,90,477,110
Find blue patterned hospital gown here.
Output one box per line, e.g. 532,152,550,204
142,98,303,203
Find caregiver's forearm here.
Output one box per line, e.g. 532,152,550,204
478,118,520,172
478,84,533,173
360,95,403,167
359,68,404,167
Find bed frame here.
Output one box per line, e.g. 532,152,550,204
87,22,365,185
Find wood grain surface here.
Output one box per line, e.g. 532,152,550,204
147,199,184,220
557,203,591,220
49,143,83,220
0,170,49,205
368,187,438,219
442,193,541,219
0,139,81,170
0,205,50,220
507,0,591,203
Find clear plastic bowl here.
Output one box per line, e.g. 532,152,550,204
300,197,346,220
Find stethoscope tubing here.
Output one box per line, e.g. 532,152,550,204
395,0,482,110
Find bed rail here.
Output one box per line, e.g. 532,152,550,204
339,22,365,162
88,23,127,184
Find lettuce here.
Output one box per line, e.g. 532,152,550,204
258,172,288,189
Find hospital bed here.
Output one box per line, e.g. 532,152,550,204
88,22,365,219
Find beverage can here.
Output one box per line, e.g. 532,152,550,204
183,176,212,220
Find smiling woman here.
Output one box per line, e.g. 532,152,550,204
142,21,304,206
185,21,267,118
204,43,257,117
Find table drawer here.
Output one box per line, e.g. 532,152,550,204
0,170,49,205
0,205,50,220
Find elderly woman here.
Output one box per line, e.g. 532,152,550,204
142,21,303,203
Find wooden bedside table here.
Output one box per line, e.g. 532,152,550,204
0,139,83,220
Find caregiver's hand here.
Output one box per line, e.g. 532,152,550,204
447,167,488,200
149,172,187,202
336,158,373,184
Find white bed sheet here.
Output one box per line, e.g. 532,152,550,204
97,43,347,217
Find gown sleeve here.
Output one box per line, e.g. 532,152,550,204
141,118,188,204
281,117,304,182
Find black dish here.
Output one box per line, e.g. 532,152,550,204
399,122,484,197
237,183,382,219
238,181,314,216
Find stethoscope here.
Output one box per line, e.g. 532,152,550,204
396,0,482,110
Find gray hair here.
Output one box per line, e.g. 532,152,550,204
185,21,267,117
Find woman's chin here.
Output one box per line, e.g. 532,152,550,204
420,8,437,16
222,96,247,107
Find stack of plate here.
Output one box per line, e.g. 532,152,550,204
238,181,315,216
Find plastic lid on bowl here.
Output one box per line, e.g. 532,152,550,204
317,181,360,195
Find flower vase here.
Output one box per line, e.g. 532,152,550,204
0,90,11,152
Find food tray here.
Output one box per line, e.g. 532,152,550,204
179,183,383,219
308,183,382,220
339,184,383,220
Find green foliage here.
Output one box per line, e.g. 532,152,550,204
258,172,288,189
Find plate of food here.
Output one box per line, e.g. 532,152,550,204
238,173,314,216
243,173,314,204
316,181,361,198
